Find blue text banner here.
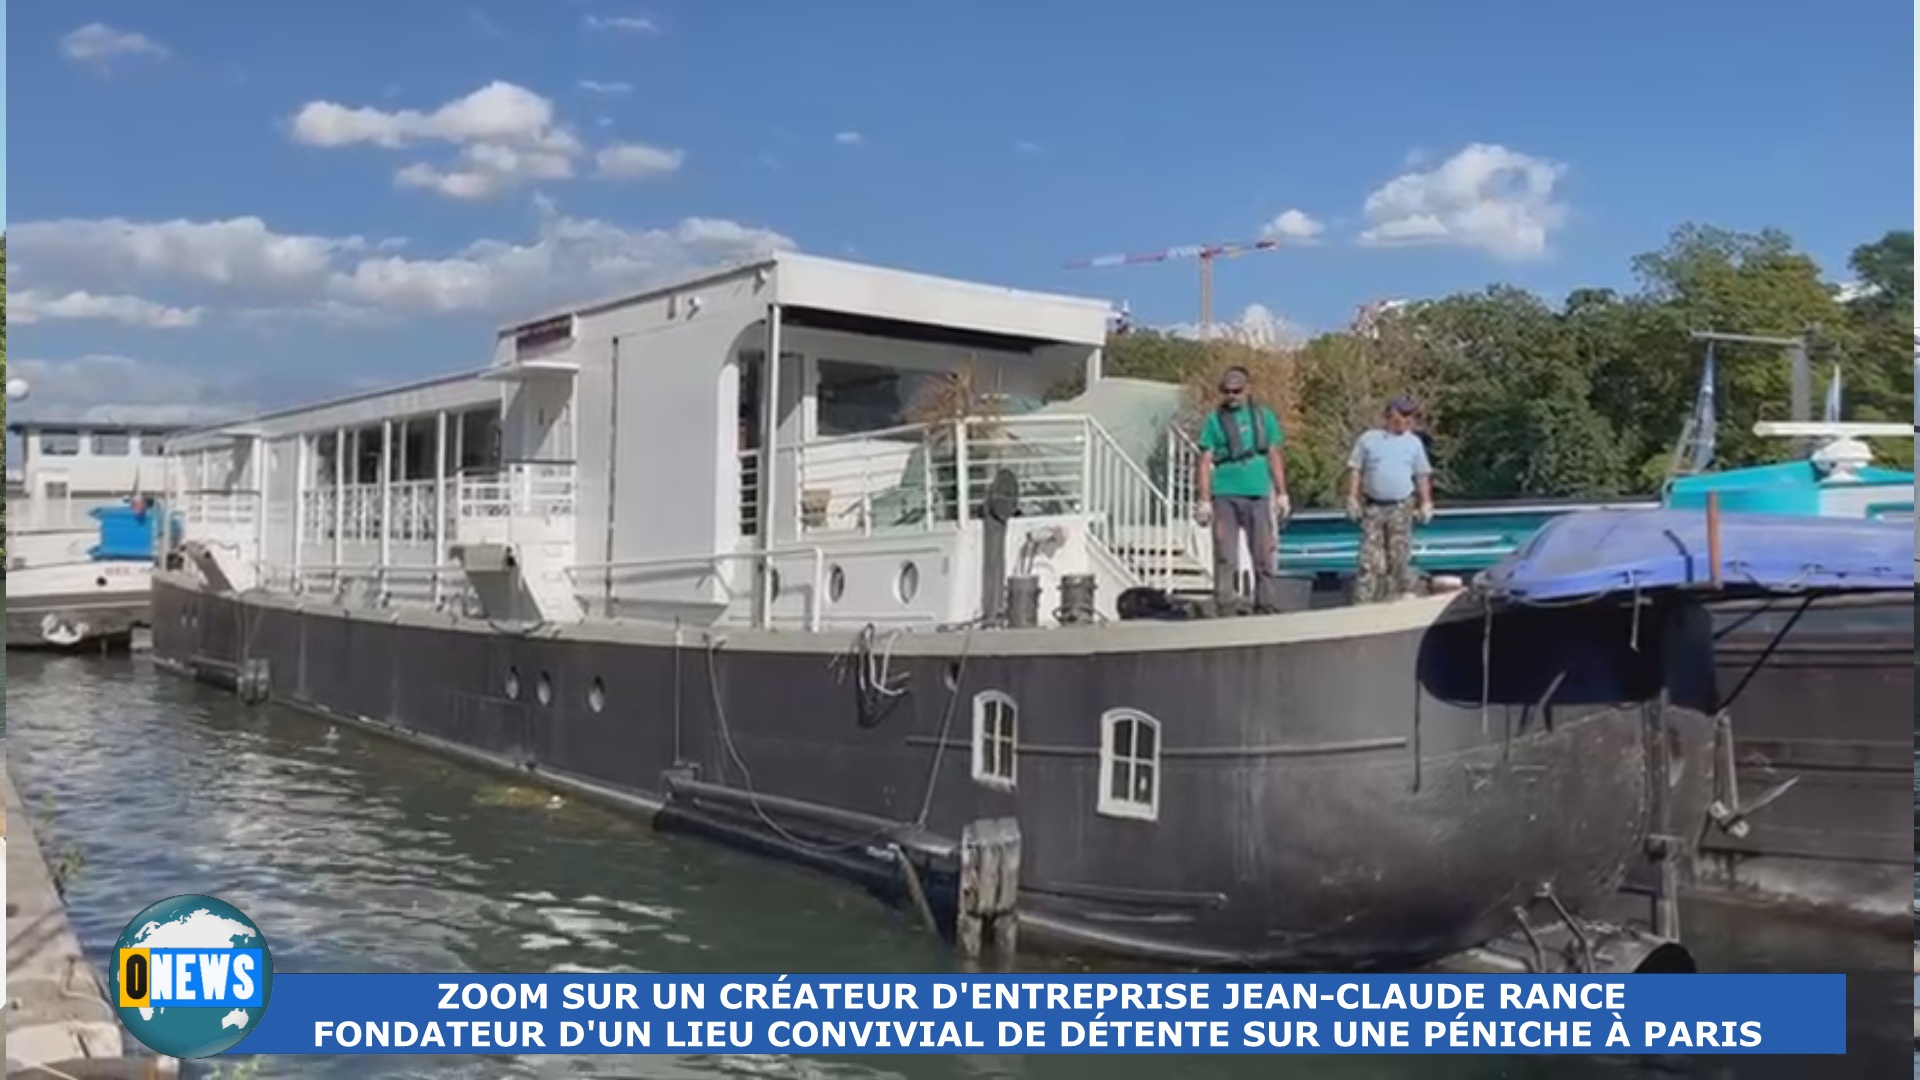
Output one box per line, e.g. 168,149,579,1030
228,973,1846,1056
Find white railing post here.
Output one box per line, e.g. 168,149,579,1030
921,430,935,530
293,435,308,584
379,420,393,592
954,419,970,525
332,426,345,586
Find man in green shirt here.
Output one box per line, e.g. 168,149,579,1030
1195,366,1291,614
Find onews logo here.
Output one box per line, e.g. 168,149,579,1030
109,894,276,1059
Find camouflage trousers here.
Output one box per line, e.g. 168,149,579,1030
1355,499,1416,604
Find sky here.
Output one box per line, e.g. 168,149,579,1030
5,0,1914,427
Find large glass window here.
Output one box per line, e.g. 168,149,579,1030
815,360,939,437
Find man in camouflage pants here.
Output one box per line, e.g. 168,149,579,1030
1345,396,1435,604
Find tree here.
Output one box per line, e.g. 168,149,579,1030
1084,221,1914,506
1838,230,1915,467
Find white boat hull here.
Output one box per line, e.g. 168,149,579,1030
5,559,153,651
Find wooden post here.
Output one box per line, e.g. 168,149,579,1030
957,818,1022,964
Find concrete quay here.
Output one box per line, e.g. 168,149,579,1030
5,759,178,1078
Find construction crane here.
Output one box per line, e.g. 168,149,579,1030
1064,238,1280,334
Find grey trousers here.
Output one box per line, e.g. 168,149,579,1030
1211,495,1280,614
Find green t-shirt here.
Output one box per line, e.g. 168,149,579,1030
1199,404,1283,498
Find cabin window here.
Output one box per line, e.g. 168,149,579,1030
1098,708,1160,822
815,360,940,437
971,691,1017,788
401,419,436,481
353,425,383,484
91,432,132,456
313,432,339,484
456,408,502,472
40,431,81,456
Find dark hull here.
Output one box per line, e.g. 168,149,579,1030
1694,593,1914,923
6,589,146,653
149,575,1717,969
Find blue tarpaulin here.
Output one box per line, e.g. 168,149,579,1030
1475,508,1914,603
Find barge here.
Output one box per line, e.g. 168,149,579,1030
5,418,183,652
144,253,1912,970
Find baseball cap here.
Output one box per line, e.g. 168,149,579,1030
1386,395,1418,415
1219,367,1250,391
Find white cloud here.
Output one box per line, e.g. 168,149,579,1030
1164,304,1310,349
61,23,169,67
1261,209,1325,242
834,131,864,146
594,142,684,179
10,215,365,296
287,81,687,200
397,143,577,200
9,356,256,426
327,202,793,315
576,79,633,96
1357,143,1569,259
289,81,580,155
583,13,659,33
11,289,204,329
11,202,797,324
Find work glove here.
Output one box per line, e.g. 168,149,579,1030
1417,503,1435,525
1273,492,1292,521
1194,501,1213,526
1344,498,1362,521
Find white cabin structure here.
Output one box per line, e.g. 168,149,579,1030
8,421,182,532
160,253,1222,631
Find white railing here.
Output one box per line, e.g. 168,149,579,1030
180,490,259,530
761,414,1205,591
1161,427,1203,521
459,462,576,520
390,480,439,542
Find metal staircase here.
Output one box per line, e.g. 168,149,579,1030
1076,419,1215,597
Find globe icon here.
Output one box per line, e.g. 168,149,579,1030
108,894,275,1059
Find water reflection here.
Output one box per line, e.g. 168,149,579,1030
6,651,1908,1078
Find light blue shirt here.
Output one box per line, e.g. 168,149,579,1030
1347,429,1432,503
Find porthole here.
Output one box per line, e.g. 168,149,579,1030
95,576,108,588
588,678,606,713
896,561,920,603
768,568,782,601
536,672,553,706
505,667,521,699
828,565,846,603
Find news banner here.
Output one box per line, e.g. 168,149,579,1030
108,895,1848,1059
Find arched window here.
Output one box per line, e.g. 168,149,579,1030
1098,708,1160,821
972,691,1017,788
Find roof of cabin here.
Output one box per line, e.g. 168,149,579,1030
494,249,1116,339
6,420,190,435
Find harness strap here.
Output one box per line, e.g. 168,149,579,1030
1216,403,1271,464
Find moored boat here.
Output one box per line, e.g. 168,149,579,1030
141,252,1912,970
1660,422,1914,923
5,419,183,652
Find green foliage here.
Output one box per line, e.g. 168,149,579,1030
1088,222,1914,505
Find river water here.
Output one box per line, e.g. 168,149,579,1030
5,646,1912,1079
